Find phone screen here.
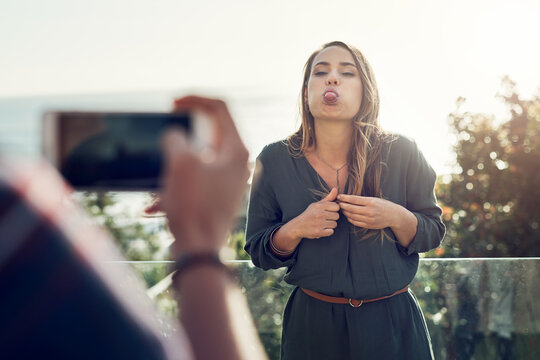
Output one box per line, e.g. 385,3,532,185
43,112,191,190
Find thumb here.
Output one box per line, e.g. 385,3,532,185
322,187,338,202
162,129,189,162
144,197,162,215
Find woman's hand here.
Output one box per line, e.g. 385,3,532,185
297,187,340,239
337,194,398,229
152,96,250,256
337,194,418,248
287,187,340,240
271,187,340,254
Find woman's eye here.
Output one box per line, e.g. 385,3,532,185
314,71,327,76
343,72,355,77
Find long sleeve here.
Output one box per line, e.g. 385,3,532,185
399,140,446,255
244,151,298,270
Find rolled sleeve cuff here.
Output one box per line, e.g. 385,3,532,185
397,212,443,256
396,212,425,256
262,223,298,267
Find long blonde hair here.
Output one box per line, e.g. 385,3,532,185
289,41,395,237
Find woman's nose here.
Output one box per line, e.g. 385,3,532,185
326,74,339,86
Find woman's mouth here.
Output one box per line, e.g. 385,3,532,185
323,89,339,104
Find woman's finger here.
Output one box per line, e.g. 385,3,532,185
340,203,371,216
173,96,245,159
348,217,383,230
162,128,191,162
348,218,373,228
161,130,198,184
324,202,340,212
320,228,334,237
347,218,362,227
324,220,338,229
337,194,372,205
343,210,371,223
325,211,340,221
338,201,359,212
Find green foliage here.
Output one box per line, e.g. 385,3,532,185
78,192,170,287
438,77,540,257
229,229,291,358
228,230,251,260
233,263,291,359
410,261,454,356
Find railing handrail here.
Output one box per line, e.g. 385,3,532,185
103,257,540,264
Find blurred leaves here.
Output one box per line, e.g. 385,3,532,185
233,263,291,359
437,76,540,257
79,192,170,287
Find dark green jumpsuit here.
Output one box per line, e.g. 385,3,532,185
245,136,445,359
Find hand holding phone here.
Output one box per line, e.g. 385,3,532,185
158,96,250,255
42,96,249,253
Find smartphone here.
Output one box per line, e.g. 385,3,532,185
42,111,192,191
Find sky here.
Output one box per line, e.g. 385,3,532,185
1,0,539,174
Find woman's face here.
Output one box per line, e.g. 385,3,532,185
306,46,363,123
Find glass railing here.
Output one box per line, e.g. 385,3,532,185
124,258,539,360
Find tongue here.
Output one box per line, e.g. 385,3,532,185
324,92,338,103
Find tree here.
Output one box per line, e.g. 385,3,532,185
437,77,540,257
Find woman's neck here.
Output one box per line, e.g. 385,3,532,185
311,119,353,166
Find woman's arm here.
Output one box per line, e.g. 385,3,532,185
337,195,418,248
387,203,418,248
337,138,445,254
244,159,341,268
399,139,445,254
272,187,340,252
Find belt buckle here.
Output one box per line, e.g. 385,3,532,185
348,298,363,308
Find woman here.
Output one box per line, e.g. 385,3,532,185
245,41,445,359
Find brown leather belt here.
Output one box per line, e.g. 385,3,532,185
301,286,409,308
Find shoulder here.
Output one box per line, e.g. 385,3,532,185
388,134,418,156
387,134,436,181
252,140,293,191
386,134,427,164
257,139,291,163
386,134,433,169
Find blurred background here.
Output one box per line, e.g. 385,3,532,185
1,0,539,358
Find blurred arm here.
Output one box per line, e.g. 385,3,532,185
159,96,267,360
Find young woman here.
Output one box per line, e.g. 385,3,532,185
245,42,445,359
